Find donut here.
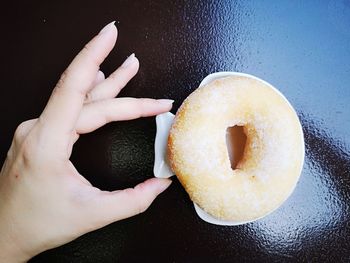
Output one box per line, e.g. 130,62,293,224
167,73,304,222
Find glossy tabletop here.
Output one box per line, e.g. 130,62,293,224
1,1,349,262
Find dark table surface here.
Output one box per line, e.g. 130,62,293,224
1,0,350,262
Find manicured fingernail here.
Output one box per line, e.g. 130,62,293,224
157,179,172,193
121,53,136,68
157,99,174,106
99,21,116,35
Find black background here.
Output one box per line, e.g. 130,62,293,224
1,0,350,262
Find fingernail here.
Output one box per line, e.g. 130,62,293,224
121,53,136,68
157,99,174,106
158,179,172,193
99,21,116,35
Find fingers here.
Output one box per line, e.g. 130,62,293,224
13,119,37,146
84,54,139,104
92,178,172,225
76,98,174,134
93,70,105,87
40,22,118,138
84,70,105,103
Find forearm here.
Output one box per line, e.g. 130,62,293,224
0,225,29,263
0,199,30,262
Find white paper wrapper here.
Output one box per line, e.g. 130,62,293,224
153,112,175,179
153,71,306,225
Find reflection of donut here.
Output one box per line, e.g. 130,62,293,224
168,74,304,222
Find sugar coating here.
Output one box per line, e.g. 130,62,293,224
167,75,304,222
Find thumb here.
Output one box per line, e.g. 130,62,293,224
92,178,172,226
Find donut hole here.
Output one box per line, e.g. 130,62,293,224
226,125,247,170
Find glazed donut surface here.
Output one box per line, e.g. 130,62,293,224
167,75,304,222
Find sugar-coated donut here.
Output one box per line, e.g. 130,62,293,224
167,74,304,222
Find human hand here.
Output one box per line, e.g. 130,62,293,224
0,22,173,263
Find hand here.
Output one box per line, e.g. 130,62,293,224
0,22,173,263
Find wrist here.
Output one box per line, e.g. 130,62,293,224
0,237,30,263
0,219,31,263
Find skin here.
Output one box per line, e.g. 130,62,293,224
0,22,173,262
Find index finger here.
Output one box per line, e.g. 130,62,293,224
40,22,118,137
